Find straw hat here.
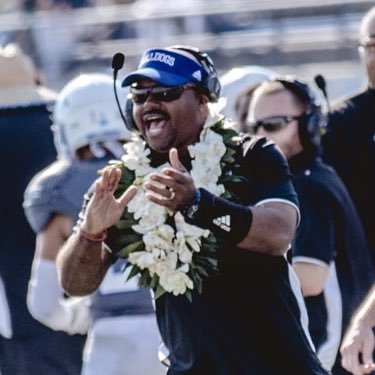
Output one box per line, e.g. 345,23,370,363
0,44,57,107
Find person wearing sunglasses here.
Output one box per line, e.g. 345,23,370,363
56,45,330,374
322,6,375,272
219,65,277,132
249,77,375,375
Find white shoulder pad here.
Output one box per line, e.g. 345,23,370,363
23,158,108,232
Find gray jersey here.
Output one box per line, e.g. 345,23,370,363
24,156,154,319
24,158,107,232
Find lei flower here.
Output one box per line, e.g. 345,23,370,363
109,106,242,300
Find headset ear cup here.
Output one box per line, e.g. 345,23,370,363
206,74,221,102
275,76,324,150
170,46,221,101
299,110,322,150
124,96,137,132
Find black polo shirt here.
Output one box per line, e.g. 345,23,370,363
290,152,374,373
155,136,328,374
322,87,375,260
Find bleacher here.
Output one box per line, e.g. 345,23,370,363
0,0,373,89
61,0,374,66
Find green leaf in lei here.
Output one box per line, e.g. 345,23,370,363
109,118,246,299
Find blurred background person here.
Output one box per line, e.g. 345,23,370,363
22,0,91,88
232,82,269,134
23,73,165,375
322,6,375,263
340,284,375,375
219,65,277,132
249,76,375,374
0,43,86,374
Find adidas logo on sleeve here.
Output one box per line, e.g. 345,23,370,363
213,215,231,232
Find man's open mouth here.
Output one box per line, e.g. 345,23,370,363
143,112,169,136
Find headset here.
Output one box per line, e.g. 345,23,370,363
120,46,221,133
273,76,327,151
124,94,136,133
171,45,221,102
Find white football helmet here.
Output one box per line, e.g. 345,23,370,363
53,73,131,160
220,65,277,121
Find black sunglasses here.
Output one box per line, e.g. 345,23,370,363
129,85,196,104
250,114,304,132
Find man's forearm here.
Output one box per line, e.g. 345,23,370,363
184,189,296,255
57,231,112,296
355,285,375,326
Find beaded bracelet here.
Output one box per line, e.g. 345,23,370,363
79,228,108,243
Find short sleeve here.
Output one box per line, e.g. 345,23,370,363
240,136,299,207
292,178,336,265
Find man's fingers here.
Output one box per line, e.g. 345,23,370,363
344,353,361,375
118,185,138,209
169,148,187,172
94,167,122,198
148,174,175,191
363,363,375,374
145,180,174,199
362,337,375,371
145,192,175,210
105,166,122,191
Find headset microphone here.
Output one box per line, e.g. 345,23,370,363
314,74,331,113
112,52,125,75
111,52,128,127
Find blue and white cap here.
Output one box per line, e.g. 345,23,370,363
122,47,208,88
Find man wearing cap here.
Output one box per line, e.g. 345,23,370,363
57,45,329,374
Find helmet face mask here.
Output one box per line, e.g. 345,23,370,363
53,73,131,160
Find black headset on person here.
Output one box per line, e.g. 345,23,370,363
172,45,221,103
124,93,137,132
273,76,327,151
120,45,221,133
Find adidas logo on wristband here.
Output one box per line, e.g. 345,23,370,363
213,215,231,232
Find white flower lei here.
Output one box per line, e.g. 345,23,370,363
111,105,240,299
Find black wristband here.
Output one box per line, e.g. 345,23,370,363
183,188,253,244
181,189,201,220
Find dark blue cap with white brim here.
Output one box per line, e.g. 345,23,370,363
121,48,207,87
